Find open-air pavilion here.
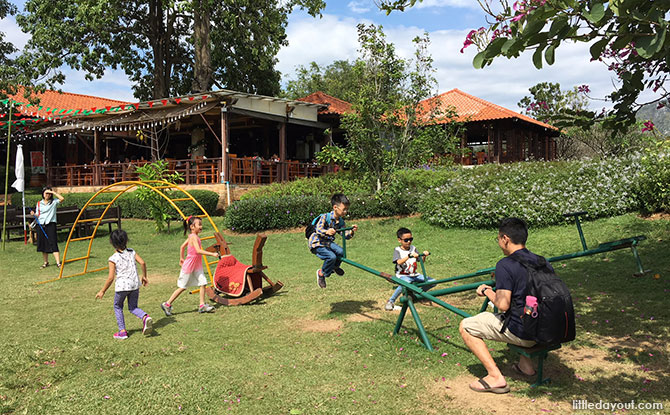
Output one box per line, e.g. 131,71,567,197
5,89,333,188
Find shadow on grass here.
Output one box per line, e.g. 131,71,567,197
328,300,378,317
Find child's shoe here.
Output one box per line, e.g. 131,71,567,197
199,303,214,313
113,330,128,340
160,302,173,316
334,267,345,276
142,315,153,335
384,300,395,311
316,269,326,288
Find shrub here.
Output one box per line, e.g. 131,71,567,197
419,157,643,229
636,153,670,213
13,188,219,220
240,171,373,200
223,192,412,233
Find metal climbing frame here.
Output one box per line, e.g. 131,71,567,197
36,180,221,285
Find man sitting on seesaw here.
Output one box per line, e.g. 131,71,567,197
459,217,549,394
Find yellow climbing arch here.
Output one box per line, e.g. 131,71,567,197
37,180,220,285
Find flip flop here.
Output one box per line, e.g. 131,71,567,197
469,378,510,394
513,363,536,377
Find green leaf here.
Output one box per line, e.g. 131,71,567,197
532,46,544,69
545,43,556,65
473,51,487,69
589,38,609,60
634,33,656,59
523,19,546,37
501,38,518,55
548,17,569,37
585,2,605,23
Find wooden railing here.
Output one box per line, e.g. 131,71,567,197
48,157,330,187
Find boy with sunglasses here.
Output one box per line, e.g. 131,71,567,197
385,227,436,311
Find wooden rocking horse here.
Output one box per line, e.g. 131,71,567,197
204,233,283,306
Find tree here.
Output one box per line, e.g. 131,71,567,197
518,82,588,126
0,1,19,97
317,24,462,190
379,0,670,129
15,0,325,99
281,60,358,102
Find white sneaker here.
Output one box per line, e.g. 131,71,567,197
199,303,214,313
385,301,395,311
142,315,153,335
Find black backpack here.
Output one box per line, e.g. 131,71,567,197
501,253,576,345
305,212,333,239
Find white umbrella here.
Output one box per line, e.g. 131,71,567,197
11,144,27,244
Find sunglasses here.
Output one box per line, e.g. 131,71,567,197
402,238,414,242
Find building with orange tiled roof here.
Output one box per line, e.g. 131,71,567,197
299,91,353,146
9,87,130,119
299,88,558,164
418,88,559,164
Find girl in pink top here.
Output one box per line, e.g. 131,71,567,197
160,216,220,315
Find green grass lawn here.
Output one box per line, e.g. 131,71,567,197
1,213,669,414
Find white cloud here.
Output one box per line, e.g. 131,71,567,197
278,14,618,111
277,14,366,78
413,0,480,10
348,1,372,14
0,15,31,51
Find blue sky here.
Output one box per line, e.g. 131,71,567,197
2,0,620,112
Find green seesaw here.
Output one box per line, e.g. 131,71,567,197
335,211,648,352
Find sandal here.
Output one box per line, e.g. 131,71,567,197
40,262,49,269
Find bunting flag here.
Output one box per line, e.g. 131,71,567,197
0,93,211,127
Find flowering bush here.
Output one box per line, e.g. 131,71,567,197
419,157,645,229
635,152,670,213
224,156,668,232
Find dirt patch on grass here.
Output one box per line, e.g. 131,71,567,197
422,342,664,415
295,318,343,332
346,309,384,322
425,375,572,415
640,212,670,221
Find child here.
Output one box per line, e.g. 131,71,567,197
96,229,152,339
161,216,220,315
385,227,437,311
308,193,358,288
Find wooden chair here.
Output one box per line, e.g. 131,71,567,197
240,157,255,184
476,151,487,165
287,160,305,180
204,233,283,306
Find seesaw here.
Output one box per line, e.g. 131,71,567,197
202,232,283,306
334,212,648,351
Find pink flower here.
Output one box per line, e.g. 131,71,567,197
641,120,655,132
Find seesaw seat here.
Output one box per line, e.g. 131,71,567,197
204,233,283,306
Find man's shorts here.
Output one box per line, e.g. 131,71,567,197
177,269,208,289
461,312,536,348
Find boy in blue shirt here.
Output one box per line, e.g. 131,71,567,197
308,193,358,288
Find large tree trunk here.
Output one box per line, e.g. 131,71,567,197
149,0,169,99
192,0,212,92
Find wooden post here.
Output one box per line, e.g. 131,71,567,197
279,122,287,181
46,133,53,185
487,125,493,163
221,107,228,183
93,130,101,185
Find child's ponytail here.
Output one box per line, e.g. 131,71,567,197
183,215,194,235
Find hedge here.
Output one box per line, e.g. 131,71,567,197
222,193,413,233
223,155,670,232
419,157,644,229
11,188,219,219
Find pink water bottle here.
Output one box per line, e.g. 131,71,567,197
525,296,538,318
